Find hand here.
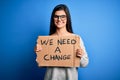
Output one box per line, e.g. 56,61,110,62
34,44,42,52
76,48,84,58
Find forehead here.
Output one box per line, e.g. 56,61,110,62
54,10,66,15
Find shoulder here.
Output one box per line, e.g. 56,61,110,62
71,34,85,44
71,34,82,38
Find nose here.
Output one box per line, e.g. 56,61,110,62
58,16,62,21
58,16,61,20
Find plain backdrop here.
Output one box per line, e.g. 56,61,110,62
0,0,120,80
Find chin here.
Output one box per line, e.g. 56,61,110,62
56,26,64,29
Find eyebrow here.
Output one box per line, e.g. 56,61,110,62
54,14,66,16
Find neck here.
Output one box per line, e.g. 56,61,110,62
55,27,69,36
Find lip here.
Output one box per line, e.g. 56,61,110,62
56,21,63,25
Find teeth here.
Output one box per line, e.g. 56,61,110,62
57,22,62,24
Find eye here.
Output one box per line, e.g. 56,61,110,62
61,15,66,18
54,15,59,18
54,15,66,20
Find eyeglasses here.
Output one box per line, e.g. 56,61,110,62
54,15,66,20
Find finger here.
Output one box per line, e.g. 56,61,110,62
76,49,84,58
76,49,80,53
36,44,42,52
36,49,41,52
76,53,82,58
76,49,82,54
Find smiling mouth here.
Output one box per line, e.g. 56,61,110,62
57,22,62,25
56,21,64,25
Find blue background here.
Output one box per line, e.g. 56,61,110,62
0,0,120,80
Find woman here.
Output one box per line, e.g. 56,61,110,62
35,4,89,80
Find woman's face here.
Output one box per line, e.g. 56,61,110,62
54,10,67,29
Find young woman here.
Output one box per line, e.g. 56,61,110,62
35,4,89,80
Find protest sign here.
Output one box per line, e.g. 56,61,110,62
36,35,80,67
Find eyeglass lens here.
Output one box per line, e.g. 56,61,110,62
54,15,66,19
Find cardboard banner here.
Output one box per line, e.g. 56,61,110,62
36,35,80,67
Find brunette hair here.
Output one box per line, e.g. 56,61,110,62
49,4,73,35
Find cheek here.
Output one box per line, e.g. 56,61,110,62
54,20,57,25
64,20,67,24
63,20,67,25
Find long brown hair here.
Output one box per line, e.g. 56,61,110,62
49,4,73,35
